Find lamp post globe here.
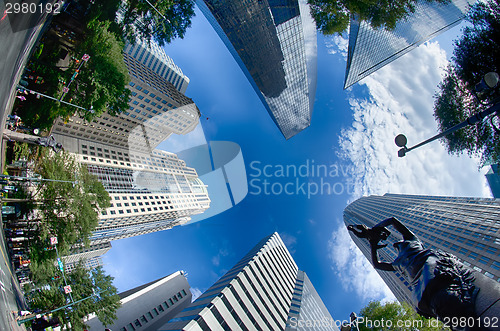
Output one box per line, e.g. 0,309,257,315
395,134,407,148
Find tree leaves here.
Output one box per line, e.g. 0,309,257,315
307,0,450,35
120,0,195,46
65,19,131,121
433,0,500,165
34,150,110,254
358,300,447,330
30,263,121,329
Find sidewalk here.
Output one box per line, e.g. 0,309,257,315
5,311,28,331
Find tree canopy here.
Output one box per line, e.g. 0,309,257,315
308,0,450,35
357,301,447,331
33,149,110,255
63,18,132,121
120,0,195,46
30,262,121,329
433,0,500,165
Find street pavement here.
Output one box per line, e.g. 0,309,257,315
0,214,29,331
1,1,56,329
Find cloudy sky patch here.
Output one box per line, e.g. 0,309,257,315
329,40,491,305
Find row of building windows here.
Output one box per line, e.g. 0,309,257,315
121,289,188,331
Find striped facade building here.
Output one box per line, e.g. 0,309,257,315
163,233,337,331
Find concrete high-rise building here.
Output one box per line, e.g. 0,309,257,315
344,194,500,305
75,147,210,245
124,38,190,94
85,271,192,331
63,241,112,272
51,38,200,153
196,0,317,139
486,164,500,198
163,233,337,331
50,37,210,247
285,270,338,331
343,0,474,89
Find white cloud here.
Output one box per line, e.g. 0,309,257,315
211,248,230,267
190,287,203,302
333,41,492,304
280,232,298,255
328,223,395,302
324,35,348,59
339,41,490,201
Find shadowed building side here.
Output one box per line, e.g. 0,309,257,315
196,0,316,139
85,271,192,330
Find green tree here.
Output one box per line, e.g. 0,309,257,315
16,36,66,130
34,150,110,255
30,262,121,329
61,19,131,121
308,0,450,35
433,0,500,165
120,0,195,46
357,301,448,331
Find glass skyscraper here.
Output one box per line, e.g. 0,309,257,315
163,233,337,330
196,0,317,139
344,194,500,304
344,0,474,89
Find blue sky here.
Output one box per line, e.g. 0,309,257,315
103,5,491,322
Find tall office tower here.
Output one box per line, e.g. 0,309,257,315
163,233,337,331
344,194,500,305
343,0,474,89
74,147,210,245
63,241,112,272
85,271,192,331
196,0,317,139
124,39,190,94
51,38,199,153
486,164,500,198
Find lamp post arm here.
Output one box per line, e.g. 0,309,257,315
17,293,99,325
404,102,500,154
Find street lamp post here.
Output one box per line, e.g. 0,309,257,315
17,86,93,113
395,72,499,157
16,291,103,325
58,54,90,102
